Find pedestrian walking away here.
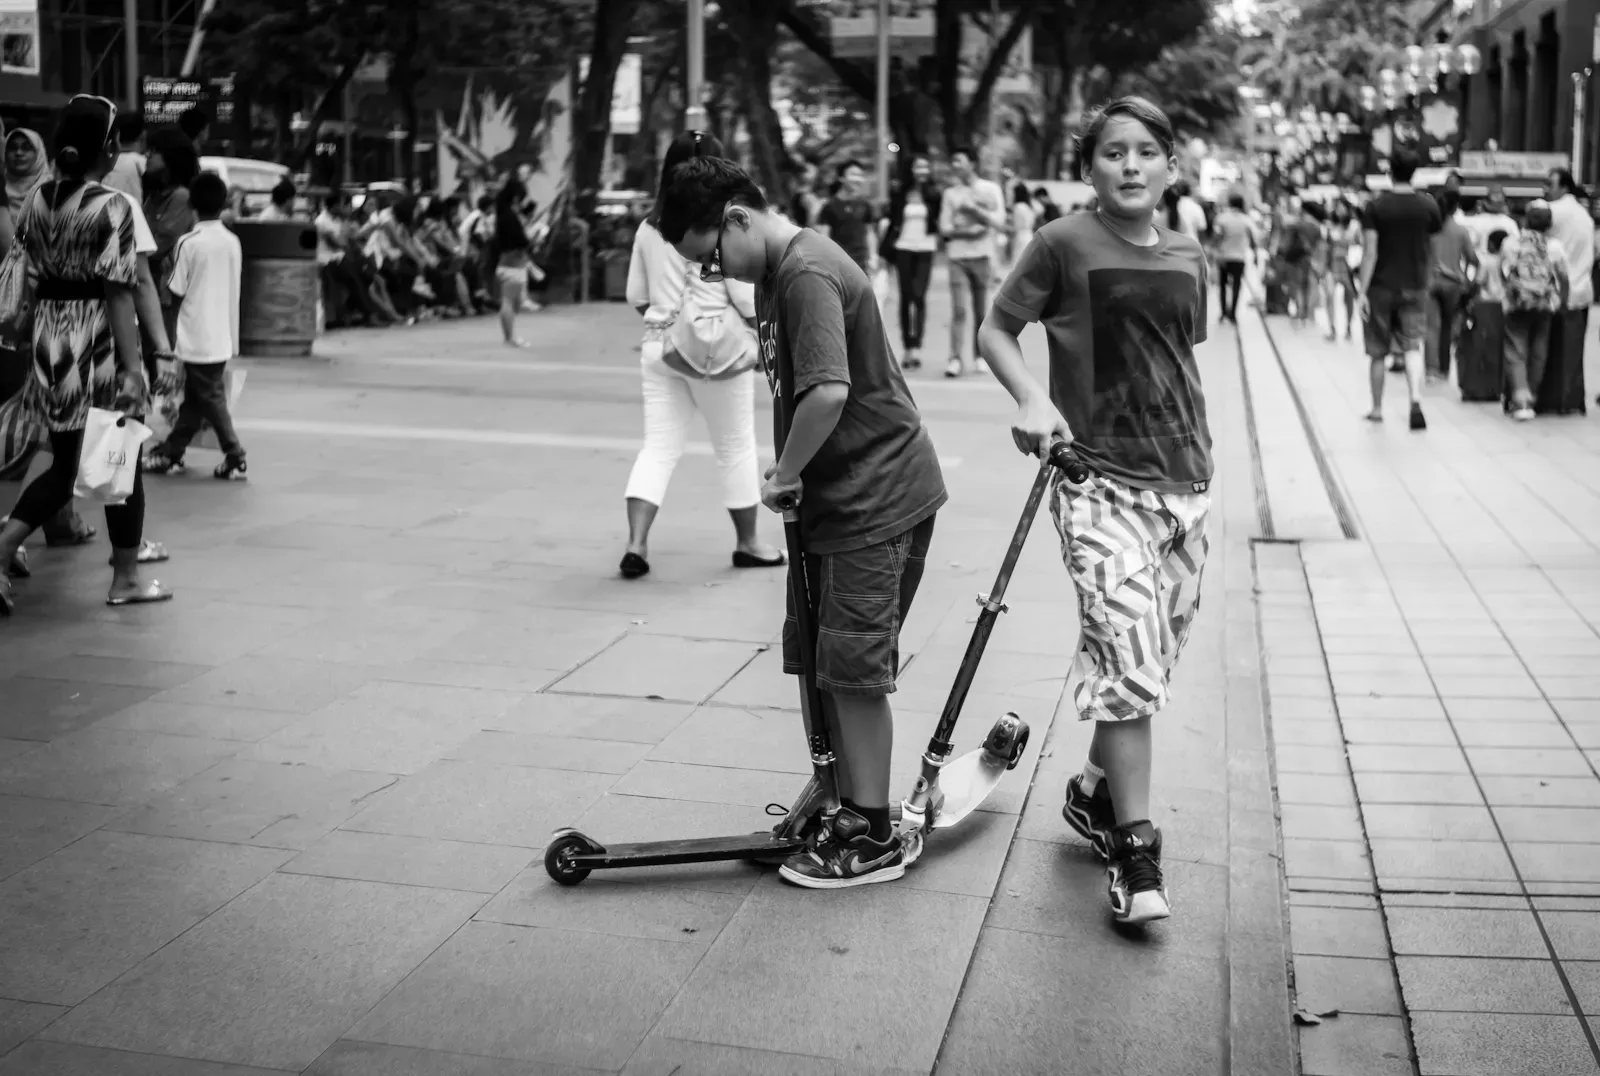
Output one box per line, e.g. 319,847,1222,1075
0,95,172,615
1499,201,1568,421
1356,147,1441,429
659,155,947,889
979,95,1212,925
939,146,1006,378
881,155,940,369
143,172,246,480
1212,192,1255,323
1425,188,1477,383
618,130,783,581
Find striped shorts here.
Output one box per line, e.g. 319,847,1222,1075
1049,469,1210,723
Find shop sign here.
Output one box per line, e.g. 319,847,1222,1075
142,74,236,129
0,0,39,76
1459,150,1569,176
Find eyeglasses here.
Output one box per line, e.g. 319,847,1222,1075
699,201,729,283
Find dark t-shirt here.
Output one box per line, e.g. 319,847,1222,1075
818,196,876,271
994,214,1212,494
1362,191,1442,292
758,229,946,554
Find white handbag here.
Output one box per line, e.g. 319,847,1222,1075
648,262,757,380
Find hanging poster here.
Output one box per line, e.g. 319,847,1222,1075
0,0,39,76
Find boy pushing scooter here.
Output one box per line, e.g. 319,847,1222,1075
980,96,1213,924
658,157,946,889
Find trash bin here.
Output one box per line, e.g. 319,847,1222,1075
233,220,319,357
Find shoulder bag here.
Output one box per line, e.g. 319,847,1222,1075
648,259,758,381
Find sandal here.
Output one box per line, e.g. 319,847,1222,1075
619,552,650,579
108,539,168,566
106,580,173,607
7,545,29,578
732,550,786,569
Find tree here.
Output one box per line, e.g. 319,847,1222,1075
1116,24,1247,143
1238,0,1414,115
572,0,646,210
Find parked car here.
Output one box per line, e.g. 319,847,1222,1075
200,156,292,214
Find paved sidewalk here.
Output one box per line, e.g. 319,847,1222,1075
0,293,1289,1074
1241,309,1600,1075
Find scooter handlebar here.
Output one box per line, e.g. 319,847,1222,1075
1046,440,1090,484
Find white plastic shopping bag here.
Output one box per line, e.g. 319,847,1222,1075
75,407,151,505
193,368,247,452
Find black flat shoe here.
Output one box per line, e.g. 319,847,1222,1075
7,546,29,578
619,552,650,579
732,550,786,569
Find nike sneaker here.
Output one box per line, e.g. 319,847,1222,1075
1063,774,1117,859
1106,821,1170,925
778,807,905,890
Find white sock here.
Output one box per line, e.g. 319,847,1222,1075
1080,761,1105,796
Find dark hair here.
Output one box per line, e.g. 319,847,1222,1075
1173,178,1192,198
1076,96,1176,167
1162,186,1181,230
1389,147,1420,184
1032,186,1051,200
494,178,528,249
51,95,115,182
1488,228,1509,253
422,196,449,221
177,106,212,141
113,113,144,144
1303,201,1327,223
649,130,724,227
270,178,295,207
190,171,228,216
391,196,417,228
950,145,976,163
1012,182,1031,204
148,127,200,188
1527,204,1554,232
1549,168,1578,195
1436,188,1460,216
1228,193,1245,210
656,157,768,244
476,194,494,212
838,158,866,175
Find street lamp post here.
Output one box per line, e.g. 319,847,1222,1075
685,0,707,131
387,124,408,185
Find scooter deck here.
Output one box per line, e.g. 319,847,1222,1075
569,832,808,871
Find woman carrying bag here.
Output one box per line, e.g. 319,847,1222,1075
0,95,172,615
618,130,783,579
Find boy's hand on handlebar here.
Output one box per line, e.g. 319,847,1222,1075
761,469,803,513
1011,396,1072,459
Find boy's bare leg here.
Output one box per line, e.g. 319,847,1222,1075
1090,716,1153,825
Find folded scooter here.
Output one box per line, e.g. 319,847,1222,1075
542,441,1087,886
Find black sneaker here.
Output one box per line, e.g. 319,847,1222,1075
143,448,186,476
214,455,247,481
1063,775,1117,859
1106,822,1170,924
1409,403,1427,431
778,807,904,890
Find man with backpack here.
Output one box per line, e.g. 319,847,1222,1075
1356,149,1442,429
1499,200,1568,421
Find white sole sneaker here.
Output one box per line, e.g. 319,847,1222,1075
1115,887,1172,924
778,861,906,889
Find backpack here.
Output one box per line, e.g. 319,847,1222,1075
1281,221,1311,263
1502,232,1561,313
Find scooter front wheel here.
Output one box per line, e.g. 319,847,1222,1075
984,712,1031,771
544,830,601,886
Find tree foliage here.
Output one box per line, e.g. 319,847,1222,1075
1237,0,1415,115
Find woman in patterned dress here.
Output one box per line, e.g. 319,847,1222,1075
0,95,171,615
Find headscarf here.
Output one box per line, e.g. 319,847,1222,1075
4,128,48,216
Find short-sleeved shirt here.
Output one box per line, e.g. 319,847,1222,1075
994,214,1212,495
1213,209,1255,262
108,188,157,255
817,196,876,271
167,219,242,364
757,229,946,554
1362,191,1442,292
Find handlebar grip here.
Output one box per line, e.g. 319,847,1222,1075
1046,440,1090,484
775,492,801,512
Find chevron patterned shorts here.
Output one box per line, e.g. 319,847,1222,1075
1049,469,1211,723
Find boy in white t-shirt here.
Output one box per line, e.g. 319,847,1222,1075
145,172,247,480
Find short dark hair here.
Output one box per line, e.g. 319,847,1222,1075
1487,228,1509,253
270,178,295,206
1389,147,1421,183
1032,186,1050,200
1437,188,1460,215
656,157,768,244
650,129,725,226
190,171,228,216
114,113,144,144
177,105,212,141
476,194,494,212
148,127,199,187
950,145,976,163
1549,168,1578,195
838,158,866,175
1076,96,1176,166
1527,203,1554,232
1229,193,1245,210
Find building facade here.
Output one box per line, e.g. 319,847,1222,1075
1430,0,1600,180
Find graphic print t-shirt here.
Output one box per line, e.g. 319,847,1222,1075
758,229,946,554
994,214,1212,494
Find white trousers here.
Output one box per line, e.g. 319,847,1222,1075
624,353,761,511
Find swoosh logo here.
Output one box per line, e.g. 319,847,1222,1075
846,849,898,874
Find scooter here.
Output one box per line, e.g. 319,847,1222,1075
542,440,1087,886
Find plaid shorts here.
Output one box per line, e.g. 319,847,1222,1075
782,516,936,697
1050,470,1210,722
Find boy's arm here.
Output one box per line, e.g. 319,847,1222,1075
763,271,851,510
977,234,1072,457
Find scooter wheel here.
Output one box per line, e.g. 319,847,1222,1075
984,712,1032,771
544,832,598,886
